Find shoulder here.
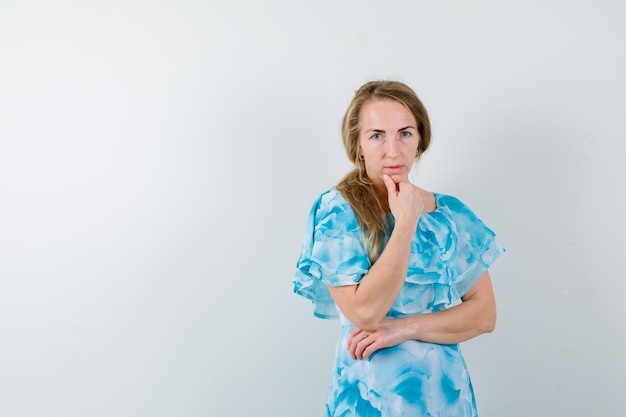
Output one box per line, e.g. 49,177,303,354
432,193,497,239
310,188,352,214
308,188,359,233
434,193,477,217
317,188,348,205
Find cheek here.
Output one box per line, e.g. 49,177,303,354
362,150,381,166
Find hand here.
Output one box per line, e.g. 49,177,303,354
383,175,423,229
346,318,410,360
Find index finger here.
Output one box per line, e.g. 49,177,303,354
383,174,397,195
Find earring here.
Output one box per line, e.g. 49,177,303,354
359,154,364,160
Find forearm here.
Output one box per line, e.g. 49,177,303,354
347,294,496,360
347,268,497,360
329,177,424,331
328,223,415,330
400,297,496,345
355,227,414,321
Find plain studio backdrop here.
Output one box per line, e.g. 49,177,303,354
1,1,625,416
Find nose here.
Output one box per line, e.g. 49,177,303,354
385,137,399,158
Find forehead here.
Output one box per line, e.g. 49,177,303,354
360,99,416,127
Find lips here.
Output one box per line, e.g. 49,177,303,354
384,165,403,174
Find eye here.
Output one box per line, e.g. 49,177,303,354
370,133,382,140
400,131,412,138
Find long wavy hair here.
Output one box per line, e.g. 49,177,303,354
336,80,432,263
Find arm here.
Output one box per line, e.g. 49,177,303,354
348,271,496,359
327,176,423,331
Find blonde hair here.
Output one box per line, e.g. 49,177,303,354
336,80,432,262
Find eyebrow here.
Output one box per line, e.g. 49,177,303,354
364,126,417,133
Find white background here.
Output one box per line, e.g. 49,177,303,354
1,1,625,416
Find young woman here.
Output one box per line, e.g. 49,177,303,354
294,80,505,416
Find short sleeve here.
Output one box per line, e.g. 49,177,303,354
293,189,371,319
438,196,505,301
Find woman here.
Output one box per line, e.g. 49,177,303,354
293,80,505,416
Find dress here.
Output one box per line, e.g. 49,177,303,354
293,189,505,417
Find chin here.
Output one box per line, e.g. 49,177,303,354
389,174,408,183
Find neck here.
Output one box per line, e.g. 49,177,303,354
372,184,391,212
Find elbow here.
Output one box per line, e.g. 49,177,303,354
481,308,497,334
329,285,391,330
483,319,496,334
348,307,385,331
472,293,496,334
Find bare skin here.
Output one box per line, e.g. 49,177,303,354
328,99,497,360
347,272,496,360
327,175,423,330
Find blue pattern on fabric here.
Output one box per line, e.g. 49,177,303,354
293,189,505,416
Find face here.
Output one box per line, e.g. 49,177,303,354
358,99,420,194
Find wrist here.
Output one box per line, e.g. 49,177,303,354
392,219,418,239
403,315,421,341
388,316,413,344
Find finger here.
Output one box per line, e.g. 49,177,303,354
349,328,362,337
355,341,365,360
382,174,397,196
346,328,360,351
360,340,375,360
354,334,370,359
347,329,363,348
362,341,376,360
348,332,367,358
356,337,371,360
347,337,357,357
348,344,356,360
395,180,413,193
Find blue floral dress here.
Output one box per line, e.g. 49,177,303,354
293,189,505,417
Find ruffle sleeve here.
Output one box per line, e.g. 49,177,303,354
403,194,505,308
293,189,370,319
